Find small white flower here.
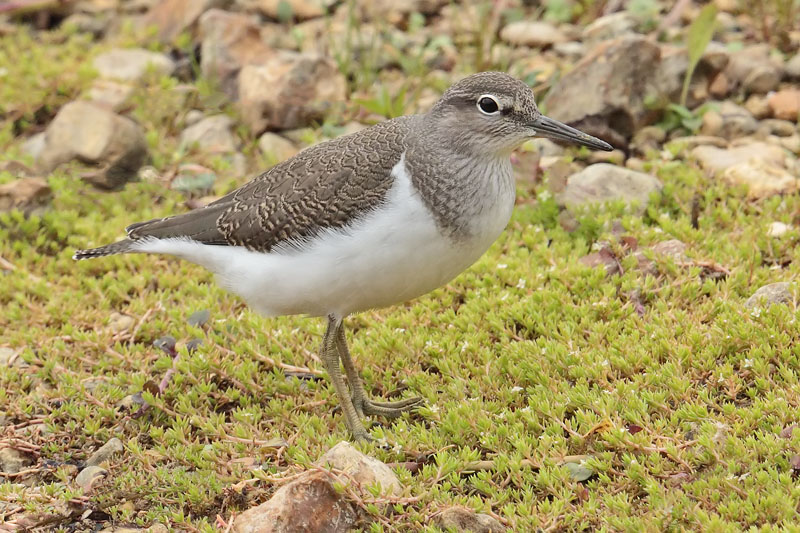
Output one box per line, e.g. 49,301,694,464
497,263,508,269
743,359,753,368
516,279,526,289
510,386,524,393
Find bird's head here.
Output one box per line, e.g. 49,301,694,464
428,71,612,157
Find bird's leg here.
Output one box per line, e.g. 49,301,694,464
334,321,423,419
321,315,371,441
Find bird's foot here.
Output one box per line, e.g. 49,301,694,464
352,395,424,420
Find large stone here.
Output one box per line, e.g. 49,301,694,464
22,133,47,160
75,465,107,492
768,89,800,121
0,177,52,215
199,9,274,97
85,437,124,468
0,447,33,474
787,53,800,79
92,48,174,82
558,164,662,211
499,21,566,48
258,132,299,162
180,115,237,153
317,441,401,496
581,12,636,44
87,80,135,111
709,101,758,140
721,159,799,199
143,0,229,43
724,45,783,94
543,36,661,145
434,506,505,532
233,471,358,533
238,53,346,133
38,101,148,189
745,282,794,309
691,142,786,174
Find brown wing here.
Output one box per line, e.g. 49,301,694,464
126,117,412,253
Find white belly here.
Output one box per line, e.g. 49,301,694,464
133,155,515,318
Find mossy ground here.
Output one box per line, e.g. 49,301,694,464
3,16,800,533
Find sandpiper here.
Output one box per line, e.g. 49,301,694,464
75,72,611,440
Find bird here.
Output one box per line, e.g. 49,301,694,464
75,71,612,441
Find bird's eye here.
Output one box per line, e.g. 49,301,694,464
477,95,500,115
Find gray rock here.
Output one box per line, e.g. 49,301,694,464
185,110,205,126
724,45,783,94
631,126,666,153
581,12,636,44
434,506,505,532
75,465,107,492
86,438,124,468
787,53,800,79
759,119,798,138
180,114,237,153
93,48,175,82
317,441,401,496
87,80,135,111
767,222,791,237
552,41,586,61
258,132,299,162
238,52,346,133
558,163,662,211
745,94,772,119
745,282,794,309
38,101,148,189
0,177,52,215
233,471,358,533
499,21,566,48
691,142,786,175
721,159,799,199
0,447,33,474
0,347,18,367
22,132,47,160
543,36,660,146
199,9,274,98
143,0,229,43
651,239,687,261
712,101,758,140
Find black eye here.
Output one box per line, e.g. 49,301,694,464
477,95,500,115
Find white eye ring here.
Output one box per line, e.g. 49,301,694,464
477,94,501,115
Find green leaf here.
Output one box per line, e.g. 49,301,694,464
564,461,594,482
681,4,717,106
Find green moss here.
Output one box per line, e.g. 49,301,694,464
3,18,800,533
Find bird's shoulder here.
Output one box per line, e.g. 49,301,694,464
127,116,420,252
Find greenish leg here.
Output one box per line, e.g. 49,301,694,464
321,315,371,441
334,321,424,420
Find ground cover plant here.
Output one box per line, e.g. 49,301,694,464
2,0,800,530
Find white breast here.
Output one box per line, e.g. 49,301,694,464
133,153,515,318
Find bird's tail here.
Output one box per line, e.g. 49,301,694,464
73,239,136,260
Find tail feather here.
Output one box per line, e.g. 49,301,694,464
73,239,136,260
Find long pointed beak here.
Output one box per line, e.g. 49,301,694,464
530,115,613,151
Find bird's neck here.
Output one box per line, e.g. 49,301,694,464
404,123,516,241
